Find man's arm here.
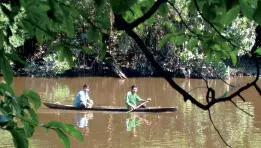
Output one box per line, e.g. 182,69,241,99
86,93,93,107
136,94,144,102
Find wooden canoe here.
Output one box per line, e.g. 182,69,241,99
43,102,177,113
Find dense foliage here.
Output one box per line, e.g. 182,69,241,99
1,0,261,147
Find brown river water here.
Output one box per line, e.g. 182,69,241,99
1,76,261,148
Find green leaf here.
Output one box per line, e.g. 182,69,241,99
230,52,237,66
253,1,261,25
170,35,185,45
255,47,261,55
43,121,64,129
10,127,29,148
82,47,97,55
221,5,240,25
39,3,51,11
55,128,70,148
110,0,138,14
94,0,105,7
187,38,198,50
98,43,107,60
26,89,41,110
63,124,84,142
22,121,35,137
6,53,28,68
87,27,101,42
64,17,74,38
0,51,13,85
22,20,36,35
35,29,45,43
0,31,4,48
158,34,172,49
27,108,39,125
158,3,168,18
239,0,257,19
0,83,15,96
43,121,83,142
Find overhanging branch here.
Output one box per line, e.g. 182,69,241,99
113,2,261,111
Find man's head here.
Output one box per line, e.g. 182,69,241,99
131,85,138,93
83,84,90,92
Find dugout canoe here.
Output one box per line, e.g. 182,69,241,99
43,102,177,113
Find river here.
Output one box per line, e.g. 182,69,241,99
1,77,261,148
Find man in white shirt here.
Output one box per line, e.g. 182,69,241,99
74,84,94,108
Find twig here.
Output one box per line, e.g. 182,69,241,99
167,0,200,38
229,100,253,117
193,0,237,48
208,109,232,148
238,94,245,102
188,86,207,93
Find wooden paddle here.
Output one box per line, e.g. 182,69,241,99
127,98,151,113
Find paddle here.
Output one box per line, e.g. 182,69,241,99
127,98,151,113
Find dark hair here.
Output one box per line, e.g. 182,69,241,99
131,85,137,90
83,84,89,89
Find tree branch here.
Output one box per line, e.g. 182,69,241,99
129,0,167,29
115,14,261,110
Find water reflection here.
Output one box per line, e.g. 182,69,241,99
74,112,93,136
126,113,152,136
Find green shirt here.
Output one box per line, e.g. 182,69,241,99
125,91,142,108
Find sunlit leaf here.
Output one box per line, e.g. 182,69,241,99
255,47,261,55
26,89,41,110
55,128,70,148
63,124,84,142
230,52,237,66
0,51,13,85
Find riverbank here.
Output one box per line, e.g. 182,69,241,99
12,52,257,79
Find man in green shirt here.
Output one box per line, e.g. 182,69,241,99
125,85,149,109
